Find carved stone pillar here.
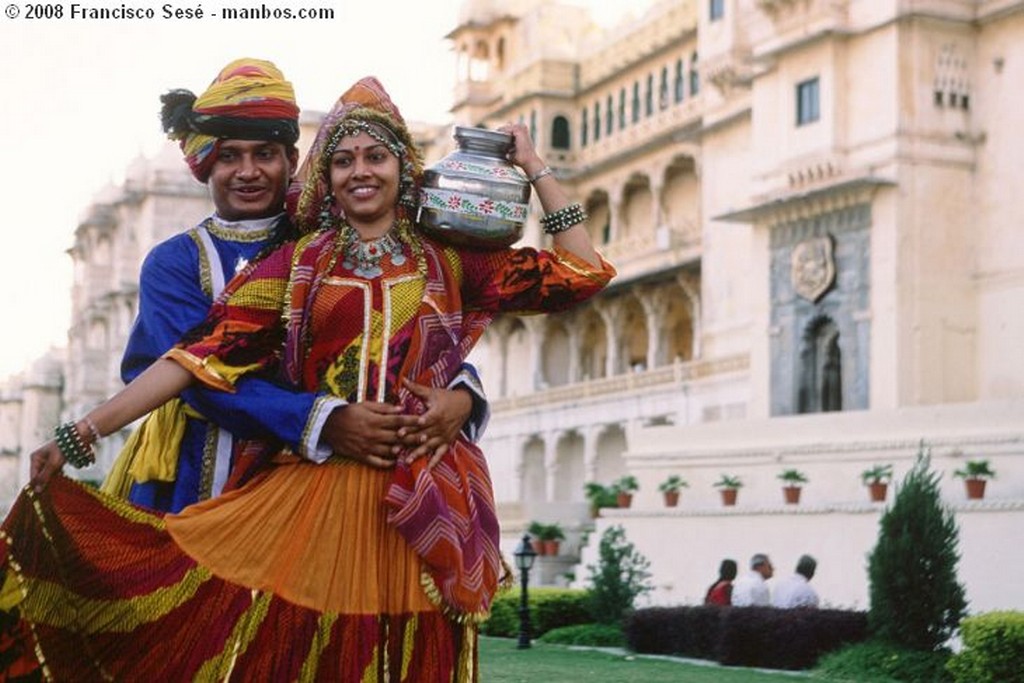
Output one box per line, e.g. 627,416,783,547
544,431,562,502
638,286,670,369
608,189,624,242
521,317,547,391
582,424,602,482
677,271,702,360
566,313,581,384
650,179,665,232
595,300,624,376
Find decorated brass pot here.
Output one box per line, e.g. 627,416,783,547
418,126,531,249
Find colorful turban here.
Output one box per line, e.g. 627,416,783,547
160,58,300,182
292,76,424,234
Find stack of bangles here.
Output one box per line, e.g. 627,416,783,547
54,419,98,469
540,202,587,235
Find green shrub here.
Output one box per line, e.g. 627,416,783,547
586,526,652,625
867,448,966,651
946,611,1024,683
815,640,952,682
481,587,590,638
539,623,626,647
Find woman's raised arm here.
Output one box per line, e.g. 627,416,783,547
30,359,195,490
500,122,602,268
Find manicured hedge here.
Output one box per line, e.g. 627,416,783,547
947,611,1024,683
539,623,626,647
626,605,868,670
481,588,591,638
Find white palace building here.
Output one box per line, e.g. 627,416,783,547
2,0,1023,614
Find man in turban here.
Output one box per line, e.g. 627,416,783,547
109,58,487,512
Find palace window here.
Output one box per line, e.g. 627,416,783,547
674,58,685,103
618,88,626,129
796,77,820,126
551,115,570,150
690,52,700,95
580,108,588,147
710,0,724,21
798,317,842,413
632,82,641,123
593,102,601,141
606,95,614,136
660,66,669,109
645,74,654,116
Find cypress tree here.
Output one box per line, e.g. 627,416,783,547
867,447,967,650
586,525,652,624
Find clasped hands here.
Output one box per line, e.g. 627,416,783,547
320,378,472,470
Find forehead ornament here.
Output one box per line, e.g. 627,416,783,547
326,119,405,160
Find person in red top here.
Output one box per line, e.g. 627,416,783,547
705,558,739,606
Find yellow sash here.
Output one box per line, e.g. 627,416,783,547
100,399,202,498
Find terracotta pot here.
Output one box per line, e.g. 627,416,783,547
783,485,802,505
532,539,546,556
965,478,987,500
616,492,633,509
720,488,738,506
663,490,680,507
868,481,888,503
542,540,560,556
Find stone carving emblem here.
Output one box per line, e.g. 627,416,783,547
791,235,835,303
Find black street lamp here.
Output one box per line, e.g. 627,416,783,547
513,533,538,649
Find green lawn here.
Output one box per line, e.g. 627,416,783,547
479,637,808,682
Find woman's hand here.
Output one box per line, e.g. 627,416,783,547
321,402,420,468
499,122,546,179
30,440,66,492
399,378,473,469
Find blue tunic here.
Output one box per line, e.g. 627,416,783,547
121,216,322,512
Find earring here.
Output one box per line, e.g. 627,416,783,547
319,193,336,230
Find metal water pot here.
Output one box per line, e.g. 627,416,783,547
418,126,531,249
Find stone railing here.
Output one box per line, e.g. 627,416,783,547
492,354,748,412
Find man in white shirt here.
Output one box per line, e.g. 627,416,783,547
772,554,820,609
732,553,774,606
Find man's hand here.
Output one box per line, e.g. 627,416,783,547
321,402,420,468
30,440,65,492
399,378,473,469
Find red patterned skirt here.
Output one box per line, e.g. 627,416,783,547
0,462,479,682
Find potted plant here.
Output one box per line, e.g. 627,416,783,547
861,464,893,503
526,520,548,555
583,482,617,517
713,474,743,506
612,475,639,508
953,459,996,500
658,475,689,507
777,468,808,505
539,522,565,556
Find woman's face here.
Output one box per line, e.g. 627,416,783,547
329,130,401,235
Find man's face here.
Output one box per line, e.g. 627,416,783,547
208,140,297,221
757,560,774,579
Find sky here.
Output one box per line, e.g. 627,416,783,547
0,0,655,381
